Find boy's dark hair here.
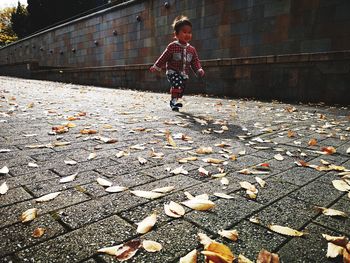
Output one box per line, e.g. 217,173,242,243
172,15,192,34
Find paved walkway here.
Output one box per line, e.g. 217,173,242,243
0,76,349,263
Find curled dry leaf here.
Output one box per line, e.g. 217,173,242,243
332,180,350,192
178,156,197,163
170,166,188,175
130,190,164,199
326,243,344,258
214,192,234,199
202,158,224,164
166,131,177,147
256,249,280,263
142,240,162,252
196,147,213,154
182,198,215,211
179,249,197,263
21,208,38,223
347,147,350,154
32,227,45,238
97,177,113,187
315,206,348,218
136,213,157,234
268,224,305,237
59,173,78,183
64,160,77,165
152,186,174,193
321,146,336,155
138,156,148,164
131,144,146,150
274,154,284,161
0,166,9,174
198,167,209,176
221,177,229,185
80,129,97,134
198,233,214,246
238,254,254,263
164,201,185,218
255,177,266,187
28,162,39,168
308,138,318,146
0,182,9,195
105,185,128,193
249,216,260,224
218,229,239,241
116,150,129,158
212,172,227,178
98,239,141,261
88,152,96,160
201,241,235,263
36,192,61,202
238,168,269,175
239,182,258,193
322,234,349,247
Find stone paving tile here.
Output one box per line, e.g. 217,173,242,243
0,155,36,168
16,215,135,262
141,163,198,180
271,166,325,186
185,194,263,233
253,196,318,230
30,148,91,162
2,170,58,189
0,214,66,258
0,186,32,207
277,223,341,262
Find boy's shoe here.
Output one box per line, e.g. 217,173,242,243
175,102,183,107
170,101,179,111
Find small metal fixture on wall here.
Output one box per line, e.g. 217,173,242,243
136,15,141,22
72,48,76,53
164,2,170,8
60,51,64,55
94,40,99,46
113,30,118,36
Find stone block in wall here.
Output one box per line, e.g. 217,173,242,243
300,39,331,53
264,0,291,17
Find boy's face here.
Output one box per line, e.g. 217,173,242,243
176,25,192,44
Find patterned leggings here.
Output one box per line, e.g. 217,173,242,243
167,72,186,99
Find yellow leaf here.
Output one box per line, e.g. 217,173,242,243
166,131,177,147
142,240,162,252
0,182,9,195
213,192,234,199
274,154,284,161
212,173,227,178
179,249,197,263
196,147,213,154
88,152,96,160
239,182,258,193
308,138,317,146
326,242,344,258
198,233,214,246
98,240,141,261
238,254,254,263
80,129,97,134
268,225,305,237
202,241,235,263
164,201,185,218
287,130,296,138
256,249,280,263
32,227,45,238
332,180,350,192
105,186,128,193
182,198,215,211
130,190,164,199
35,192,61,202
203,158,225,164
218,229,238,241
152,186,174,193
178,156,198,163
66,122,76,128
136,213,157,234
21,208,38,223
315,206,348,218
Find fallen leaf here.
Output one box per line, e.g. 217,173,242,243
332,180,350,192
96,177,113,187
274,154,284,161
138,156,148,164
98,239,141,261
179,249,197,263
164,201,185,218
326,242,344,258
238,168,269,175
218,229,239,241
201,241,235,263
0,166,9,174
166,131,177,147
105,185,128,193
347,147,350,154
21,208,38,223
142,240,162,252
88,153,96,160
0,182,9,194
64,160,77,165
59,173,78,183
198,233,214,246
214,192,234,199
268,224,305,237
315,206,348,218
136,213,157,234
178,156,198,163
321,146,336,155
212,172,227,178
255,177,266,187
130,144,146,150
221,177,229,185
322,234,349,247
152,186,174,193
239,182,258,193
203,158,224,164
256,249,280,263
130,190,164,199
198,167,209,176
35,192,61,202
80,129,97,134
196,147,213,154
249,217,260,224
238,254,254,263
308,138,318,146
287,130,296,138
170,166,189,175
32,227,45,238
116,150,129,158
182,198,215,211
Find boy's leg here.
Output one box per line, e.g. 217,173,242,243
167,73,185,109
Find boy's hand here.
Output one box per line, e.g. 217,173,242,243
149,66,157,73
198,69,205,77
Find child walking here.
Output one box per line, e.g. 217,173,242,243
150,15,205,111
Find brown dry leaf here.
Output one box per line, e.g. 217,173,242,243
116,150,129,158
182,198,215,211
32,227,46,238
130,190,164,199
198,233,214,246
149,148,164,159
202,158,224,164
52,126,69,134
196,147,213,154
142,240,162,252
105,185,128,193
238,254,254,263
218,229,238,241
98,239,141,261
215,142,231,148
152,186,174,193
179,249,197,263
287,130,296,138
138,156,148,164
256,249,280,263
268,225,305,237
178,156,198,163
308,138,318,146
255,177,266,187
213,192,234,199
238,168,269,175
21,208,38,223
164,201,185,218
59,173,78,183
36,192,61,202
170,166,188,175
66,122,76,128
136,213,157,234
322,234,349,247
0,182,9,195
315,206,348,218
198,167,209,176
326,242,344,258
201,241,235,263
96,177,113,187
249,217,260,224
321,146,337,155
0,166,9,174
332,180,350,192
239,182,258,193
343,248,350,263
166,131,177,147
67,116,78,121
80,129,97,134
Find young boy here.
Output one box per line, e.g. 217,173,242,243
150,16,205,111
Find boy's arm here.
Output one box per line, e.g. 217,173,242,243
151,44,173,71
191,48,204,76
